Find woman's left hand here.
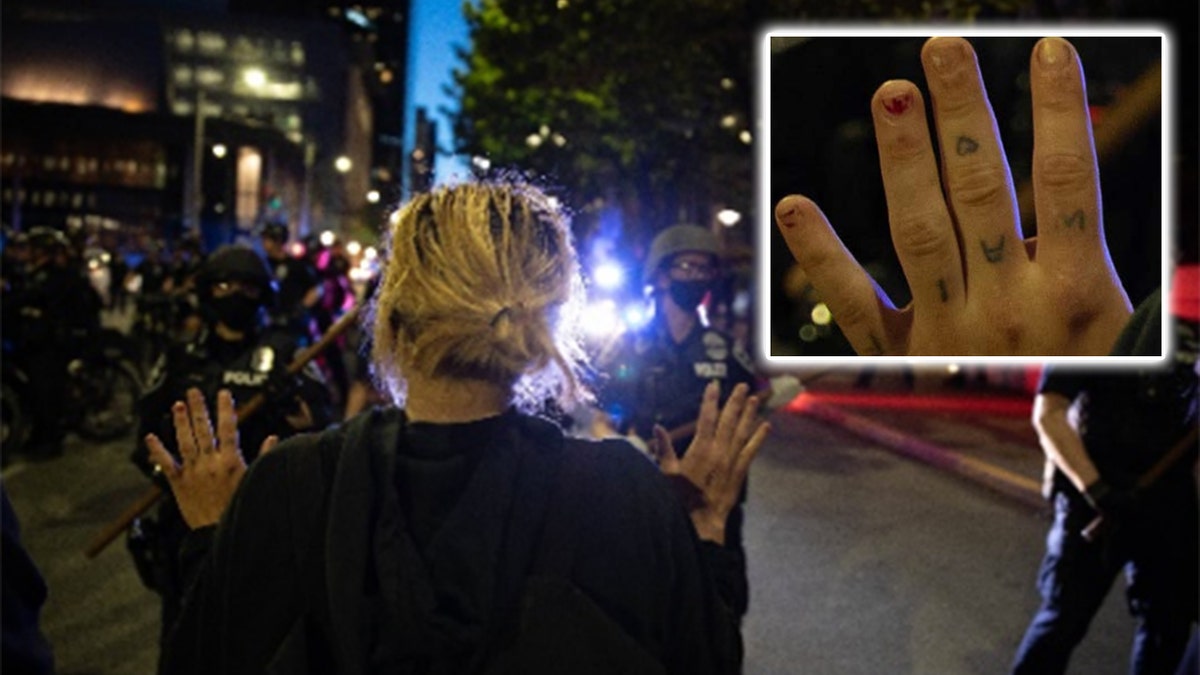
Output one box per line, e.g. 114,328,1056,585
145,388,278,529
654,382,770,544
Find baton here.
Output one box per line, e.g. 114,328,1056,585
83,306,362,559
1081,424,1199,543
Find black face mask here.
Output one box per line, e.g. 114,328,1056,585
668,280,710,311
210,294,262,332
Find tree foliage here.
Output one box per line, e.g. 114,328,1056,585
449,0,1030,239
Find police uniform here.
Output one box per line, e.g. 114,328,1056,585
128,245,333,658
266,252,321,339
1012,289,1199,674
598,316,759,446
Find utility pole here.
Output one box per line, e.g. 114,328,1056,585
189,89,206,235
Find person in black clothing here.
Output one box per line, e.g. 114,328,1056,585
8,227,102,458
146,180,768,674
594,223,762,616
1,483,55,675
259,221,322,344
129,244,333,662
1010,282,1198,674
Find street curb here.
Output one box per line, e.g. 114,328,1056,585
800,401,1047,511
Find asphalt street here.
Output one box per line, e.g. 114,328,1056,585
3,391,1137,674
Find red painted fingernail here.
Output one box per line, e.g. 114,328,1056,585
883,92,913,116
777,206,799,229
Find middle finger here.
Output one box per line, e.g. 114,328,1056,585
921,37,1025,288
186,388,216,454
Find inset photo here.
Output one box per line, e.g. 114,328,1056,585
759,28,1170,365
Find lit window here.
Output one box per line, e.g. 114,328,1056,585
172,100,194,116
290,42,305,66
236,147,262,228
197,32,227,54
174,65,193,85
2,189,11,202
1,153,12,167
196,67,225,86
72,193,84,208
42,156,55,171
175,30,195,52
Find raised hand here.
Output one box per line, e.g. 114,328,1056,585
776,36,1133,357
145,388,278,529
654,382,770,544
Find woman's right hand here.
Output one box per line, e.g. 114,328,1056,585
654,382,770,544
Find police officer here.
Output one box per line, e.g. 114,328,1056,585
9,227,101,458
595,223,761,615
259,222,322,343
129,245,333,658
1010,281,1198,675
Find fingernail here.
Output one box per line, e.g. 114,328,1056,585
1037,37,1069,69
927,38,964,74
879,84,914,116
775,200,801,229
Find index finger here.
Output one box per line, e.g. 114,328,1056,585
1027,37,1106,270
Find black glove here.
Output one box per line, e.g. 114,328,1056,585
264,369,302,412
1083,479,1139,520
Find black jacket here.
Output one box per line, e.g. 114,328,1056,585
164,408,743,674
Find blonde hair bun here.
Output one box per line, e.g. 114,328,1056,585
371,180,589,410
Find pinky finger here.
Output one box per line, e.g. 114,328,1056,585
145,434,181,481
775,195,898,355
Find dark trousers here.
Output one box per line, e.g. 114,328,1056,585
1012,482,1198,675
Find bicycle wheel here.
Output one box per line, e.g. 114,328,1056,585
75,360,142,441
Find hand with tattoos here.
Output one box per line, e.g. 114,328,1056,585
775,36,1134,356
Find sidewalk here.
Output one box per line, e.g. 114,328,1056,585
779,369,1046,510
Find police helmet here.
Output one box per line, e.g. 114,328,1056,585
642,224,719,284
26,226,71,252
196,245,278,304
260,221,290,243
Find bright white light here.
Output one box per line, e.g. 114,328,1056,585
593,262,624,290
319,230,336,247
364,246,378,260
546,196,560,210
623,303,650,330
946,364,961,375
739,130,753,144
334,156,352,173
720,77,735,90
716,208,741,227
346,241,362,256
538,124,550,137
525,134,543,148
720,114,737,129
582,299,622,339
551,133,566,147
212,143,227,158
472,155,492,171
811,302,832,326
243,68,267,89
366,190,380,203
288,242,306,257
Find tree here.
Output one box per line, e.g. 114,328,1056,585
449,0,1029,245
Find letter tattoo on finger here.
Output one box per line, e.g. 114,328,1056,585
955,136,979,156
980,236,1005,263
1062,209,1085,230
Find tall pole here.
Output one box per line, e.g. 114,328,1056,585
190,89,206,235
300,138,315,239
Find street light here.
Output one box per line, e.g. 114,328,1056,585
212,143,227,158
366,189,380,204
334,156,352,173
